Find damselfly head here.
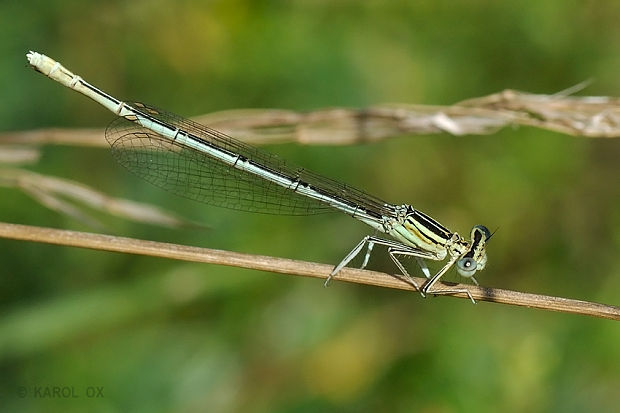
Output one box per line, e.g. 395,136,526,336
456,225,491,278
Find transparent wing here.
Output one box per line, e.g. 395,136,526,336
104,102,395,216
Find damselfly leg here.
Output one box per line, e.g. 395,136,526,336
420,256,477,304
327,236,439,296
360,238,431,279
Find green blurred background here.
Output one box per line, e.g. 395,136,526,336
1,1,619,412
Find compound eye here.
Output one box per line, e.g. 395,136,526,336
472,225,491,240
457,257,477,276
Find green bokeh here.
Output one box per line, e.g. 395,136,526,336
1,1,619,412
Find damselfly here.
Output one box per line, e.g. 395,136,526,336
27,51,491,303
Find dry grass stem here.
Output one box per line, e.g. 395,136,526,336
3,88,620,149
0,168,196,228
1,221,617,321
0,147,41,164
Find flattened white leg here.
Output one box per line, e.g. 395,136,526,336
361,240,375,269
416,257,432,279
421,256,476,304
326,235,372,286
328,235,439,296
387,247,438,296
